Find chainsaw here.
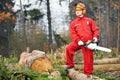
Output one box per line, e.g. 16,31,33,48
84,40,112,52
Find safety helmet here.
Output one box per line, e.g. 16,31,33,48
75,3,86,14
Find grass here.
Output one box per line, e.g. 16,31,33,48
94,70,119,80
0,54,70,80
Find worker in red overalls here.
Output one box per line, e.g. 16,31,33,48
65,1,99,78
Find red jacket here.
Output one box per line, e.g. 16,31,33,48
70,16,99,43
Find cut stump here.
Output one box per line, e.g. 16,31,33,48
18,50,53,74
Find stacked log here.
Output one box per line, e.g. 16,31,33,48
75,64,120,71
75,58,120,71
93,58,120,64
61,58,120,80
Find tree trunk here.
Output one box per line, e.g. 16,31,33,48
46,0,53,48
117,0,120,52
20,0,27,50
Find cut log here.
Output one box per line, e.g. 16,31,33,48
30,57,53,74
18,52,30,67
48,71,62,78
25,50,46,68
75,58,120,65
18,50,53,74
75,64,120,71
94,58,120,64
61,65,105,80
67,68,92,80
66,68,104,80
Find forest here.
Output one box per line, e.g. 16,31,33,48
0,0,120,80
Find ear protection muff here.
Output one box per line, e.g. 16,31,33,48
82,8,86,14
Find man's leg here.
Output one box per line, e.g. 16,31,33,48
81,47,94,75
66,41,80,68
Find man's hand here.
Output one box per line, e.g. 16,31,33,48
78,41,84,46
93,37,98,43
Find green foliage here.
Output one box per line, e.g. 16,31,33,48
53,31,67,48
49,53,60,67
94,70,119,80
48,53,69,80
0,55,70,80
28,8,44,20
0,56,14,80
0,0,15,12
3,55,19,73
94,51,105,59
11,69,39,80
94,47,119,59
58,68,69,80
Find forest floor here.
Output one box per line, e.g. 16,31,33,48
99,71,120,80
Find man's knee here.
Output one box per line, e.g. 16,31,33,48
66,44,73,52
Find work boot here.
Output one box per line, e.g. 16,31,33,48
87,75,93,80
65,66,74,72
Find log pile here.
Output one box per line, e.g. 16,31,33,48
61,58,120,80
75,58,120,71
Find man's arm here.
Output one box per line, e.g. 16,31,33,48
90,19,99,39
70,21,81,43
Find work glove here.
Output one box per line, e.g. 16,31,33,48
78,41,84,46
93,37,98,43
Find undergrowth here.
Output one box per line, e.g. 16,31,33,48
0,54,69,80
94,70,119,80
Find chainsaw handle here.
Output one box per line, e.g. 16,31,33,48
84,41,91,47
84,40,95,47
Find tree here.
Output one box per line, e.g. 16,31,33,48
14,0,46,54
0,0,16,57
46,0,53,50
37,0,69,50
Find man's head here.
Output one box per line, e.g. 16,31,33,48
75,1,86,17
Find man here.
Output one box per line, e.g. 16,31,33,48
66,1,99,78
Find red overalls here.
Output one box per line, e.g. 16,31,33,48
66,16,99,75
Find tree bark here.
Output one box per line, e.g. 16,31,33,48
75,58,120,65
46,0,53,47
67,68,93,80
75,64,120,71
